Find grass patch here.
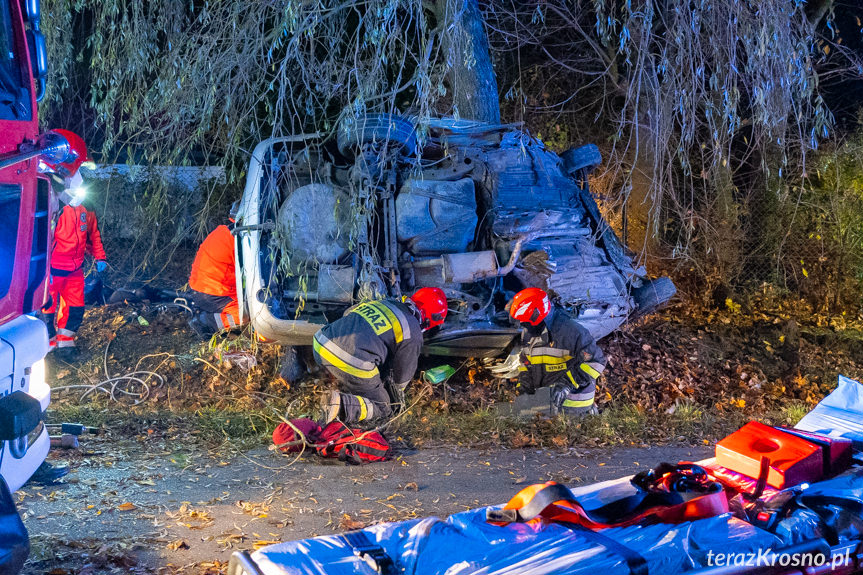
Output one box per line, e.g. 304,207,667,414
775,402,811,426
46,404,113,428
46,404,275,446
403,401,758,448
48,397,808,452
194,406,276,444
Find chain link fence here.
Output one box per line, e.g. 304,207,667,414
739,185,863,310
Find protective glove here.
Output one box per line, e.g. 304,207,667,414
488,348,525,379
96,260,107,273
517,374,537,395
392,383,408,415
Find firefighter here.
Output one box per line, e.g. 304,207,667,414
41,131,106,360
508,287,606,416
186,202,246,335
314,288,448,424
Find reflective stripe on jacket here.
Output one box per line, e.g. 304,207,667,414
51,205,106,272
519,309,606,396
314,299,423,386
189,225,236,298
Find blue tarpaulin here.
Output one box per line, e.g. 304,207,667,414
796,376,863,449
251,503,779,574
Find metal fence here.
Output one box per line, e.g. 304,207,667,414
738,187,863,308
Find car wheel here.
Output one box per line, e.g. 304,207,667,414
337,113,418,158
561,144,602,176
631,276,677,316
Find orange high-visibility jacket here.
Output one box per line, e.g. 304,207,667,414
51,205,106,272
188,225,237,298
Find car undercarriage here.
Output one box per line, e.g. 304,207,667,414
237,115,675,357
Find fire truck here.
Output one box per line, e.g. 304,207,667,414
0,0,80,570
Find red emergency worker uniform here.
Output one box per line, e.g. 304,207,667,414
188,225,244,330
45,204,106,348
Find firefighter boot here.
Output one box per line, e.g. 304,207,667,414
319,390,342,425
385,380,408,415
53,329,82,362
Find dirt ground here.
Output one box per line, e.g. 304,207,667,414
18,431,712,574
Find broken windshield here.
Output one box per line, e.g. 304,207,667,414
0,0,31,121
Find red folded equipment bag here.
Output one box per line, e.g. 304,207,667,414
273,418,322,453
316,421,390,464
487,462,728,529
715,421,823,488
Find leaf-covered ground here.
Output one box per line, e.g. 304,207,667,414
26,290,863,573
47,289,863,449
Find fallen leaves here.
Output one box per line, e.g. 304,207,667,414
166,504,215,529
508,430,536,448
338,514,366,531
236,500,270,518
166,539,189,551
117,502,137,511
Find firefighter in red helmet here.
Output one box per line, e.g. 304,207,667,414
314,288,447,424
508,287,606,416
40,130,106,361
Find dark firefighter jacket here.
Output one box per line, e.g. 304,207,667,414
519,309,607,399
313,299,423,386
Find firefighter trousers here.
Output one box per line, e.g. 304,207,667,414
312,345,392,423
188,291,245,332
44,269,86,347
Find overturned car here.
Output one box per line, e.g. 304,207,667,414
235,115,675,357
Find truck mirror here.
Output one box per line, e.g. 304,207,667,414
24,0,47,102
25,0,42,26
37,132,71,165
26,31,47,102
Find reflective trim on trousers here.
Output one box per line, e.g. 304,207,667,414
56,328,76,348
341,393,376,423
217,312,238,329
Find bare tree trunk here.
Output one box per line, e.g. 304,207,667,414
625,121,658,258
434,0,501,123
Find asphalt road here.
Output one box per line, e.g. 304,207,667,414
17,434,712,574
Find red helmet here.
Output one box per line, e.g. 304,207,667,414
410,287,448,331
509,287,551,326
41,129,90,177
